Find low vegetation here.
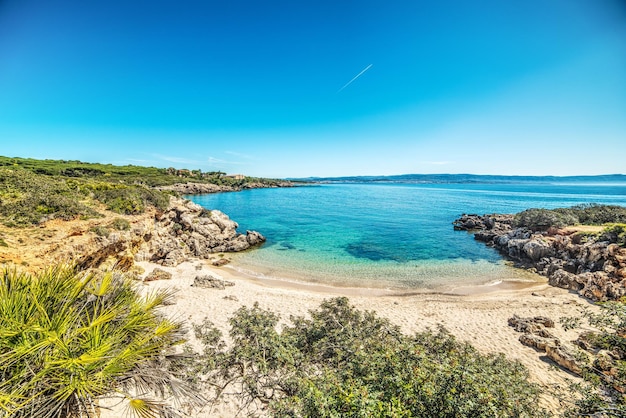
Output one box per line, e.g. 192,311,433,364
561,301,626,417
514,204,626,232
0,156,286,227
2,266,625,417
0,265,200,418
190,297,547,417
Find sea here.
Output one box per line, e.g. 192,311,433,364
188,181,626,292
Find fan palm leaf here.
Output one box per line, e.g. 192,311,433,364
0,265,201,417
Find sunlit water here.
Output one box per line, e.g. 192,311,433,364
188,182,626,291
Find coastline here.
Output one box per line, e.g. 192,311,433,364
111,258,596,416
221,257,548,297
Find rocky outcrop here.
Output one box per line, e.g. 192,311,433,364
191,274,235,289
74,197,265,270
155,181,296,195
455,214,626,301
144,268,172,282
508,315,584,375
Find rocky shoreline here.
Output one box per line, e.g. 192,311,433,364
155,180,298,195
454,214,626,301
72,197,266,272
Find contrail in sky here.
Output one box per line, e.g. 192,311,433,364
337,64,373,93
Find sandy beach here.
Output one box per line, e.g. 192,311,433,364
99,258,595,417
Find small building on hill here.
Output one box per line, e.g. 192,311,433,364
225,174,245,180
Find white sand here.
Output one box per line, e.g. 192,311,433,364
102,259,592,417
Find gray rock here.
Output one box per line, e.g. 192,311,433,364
545,345,583,375
519,334,560,351
523,240,554,261
144,268,172,282
246,230,265,246
192,274,235,290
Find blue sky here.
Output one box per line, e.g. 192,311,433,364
0,0,624,178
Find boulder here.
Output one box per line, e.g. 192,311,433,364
212,258,231,267
519,334,560,351
246,230,265,246
144,268,172,282
545,345,583,375
192,274,235,290
523,240,554,261
508,315,555,330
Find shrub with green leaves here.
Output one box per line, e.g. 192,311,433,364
109,217,131,231
92,185,170,215
0,168,100,226
514,205,626,232
598,224,626,246
572,204,626,225
0,265,201,418
561,301,626,417
193,297,547,417
514,208,579,231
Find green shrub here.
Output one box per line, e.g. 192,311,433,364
561,301,626,417
0,265,201,417
572,204,626,225
193,297,547,417
89,225,110,237
93,185,169,215
0,168,100,226
109,217,131,231
514,208,579,231
598,224,626,246
514,205,626,232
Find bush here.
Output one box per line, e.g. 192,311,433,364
513,205,626,232
514,208,579,231
561,301,626,417
572,204,626,225
92,185,169,215
0,168,100,226
89,225,110,237
598,224,626,246
0,265,200,417
193,297,547,417
109,217,131,231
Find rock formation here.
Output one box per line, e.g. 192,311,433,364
508,315,584,375
144,268,172,282
191,274,235,289
155,181,296,195
454,214,626,301
73,197,265,270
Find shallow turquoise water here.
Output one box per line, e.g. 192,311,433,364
189,182,626,290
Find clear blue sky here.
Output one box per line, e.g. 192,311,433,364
1,0,624,178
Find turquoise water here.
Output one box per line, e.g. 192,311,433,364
188,182,626,290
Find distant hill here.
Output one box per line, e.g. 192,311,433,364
0,156,291,226
293,173,626,184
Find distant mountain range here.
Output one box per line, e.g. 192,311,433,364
291,174,626,184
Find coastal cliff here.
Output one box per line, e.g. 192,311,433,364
77,197,266,270
454,214,626,301
0,197,265,272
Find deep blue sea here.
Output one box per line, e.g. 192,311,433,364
188,182,626,291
